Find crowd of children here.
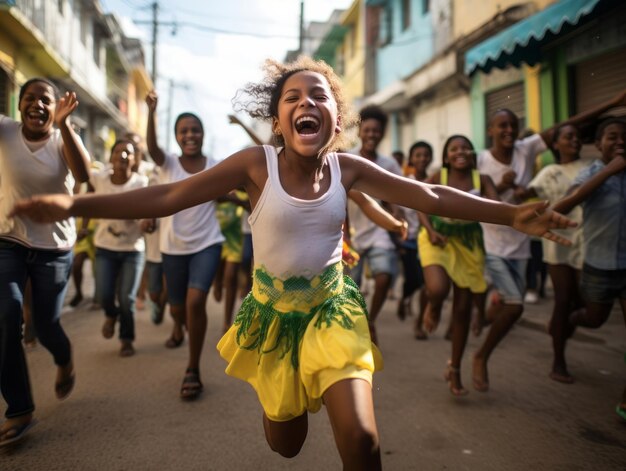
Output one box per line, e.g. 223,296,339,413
1,62,624,469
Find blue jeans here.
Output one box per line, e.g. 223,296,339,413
95,248,145,341
0,239,73,418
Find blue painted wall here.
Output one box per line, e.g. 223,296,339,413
376,0,434,90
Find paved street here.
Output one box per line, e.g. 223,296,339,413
2,269,625,470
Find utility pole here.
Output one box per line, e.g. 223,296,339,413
151,1,158,84
299,0,304,55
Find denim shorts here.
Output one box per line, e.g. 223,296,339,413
161,244,222,306
350,246,398,287
581,263,626,304
485,254,527,305
146,261,164,295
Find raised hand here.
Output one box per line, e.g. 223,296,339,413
146,90,158,112
428,230,447,248
54,92,79,126
10,194,74,224
512,200,576,246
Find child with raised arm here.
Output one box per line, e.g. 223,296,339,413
12,58,574,469
145,92,224,400
0,78,91,446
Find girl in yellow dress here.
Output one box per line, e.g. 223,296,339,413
418,135,499,396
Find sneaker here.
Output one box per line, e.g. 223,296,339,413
524,290,539,304
148,299,164,325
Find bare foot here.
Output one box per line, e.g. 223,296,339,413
69,293,83,307
549,364,574,384
472,355,489,392
423,304,440,334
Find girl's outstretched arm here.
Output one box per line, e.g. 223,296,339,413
348,190,408,240
11,147,261,223
341,153,576,245
145,91,166,166
56,91,91,183
553,155,626,215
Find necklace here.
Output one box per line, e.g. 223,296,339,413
313,158,326,193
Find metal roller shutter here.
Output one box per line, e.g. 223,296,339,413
575,48,626,113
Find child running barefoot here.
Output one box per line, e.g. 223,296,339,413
12,58,574,469
516,124,587,383
418,135,497,395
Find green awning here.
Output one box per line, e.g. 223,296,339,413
465,0,606,75
313,24,349,67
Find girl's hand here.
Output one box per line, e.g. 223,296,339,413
512,201,576,246
500,170,517,188
146,91,158,112
140,218,156,233
54,92,79,126
428,230,447,248
395,220,409,241
10,194,73,223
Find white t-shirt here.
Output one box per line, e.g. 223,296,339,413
91,170,148,252
477,134,547,259
158,153,224,255
529,159,589,268
0,116,77,250
347,152,402,251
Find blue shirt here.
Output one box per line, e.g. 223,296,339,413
573,160,626,270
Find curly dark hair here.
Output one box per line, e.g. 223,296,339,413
232,57,357,151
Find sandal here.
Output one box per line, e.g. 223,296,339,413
102,317,115,339
120,341,135,358
55,370,75,400
165,334,184,349
180,368,203,401
444,361,468,397
0,419,38,447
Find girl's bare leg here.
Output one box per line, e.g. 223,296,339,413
186,287,209,370
222,261,240,333
262,412,308,458
323,378,381,471
448,286,472,395
421,265,451,334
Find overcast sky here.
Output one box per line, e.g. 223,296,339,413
101,0,352,159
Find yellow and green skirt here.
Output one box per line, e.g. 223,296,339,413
217,262,383,422
216,201,243,263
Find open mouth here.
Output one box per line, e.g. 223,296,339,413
26,109,48,125
295,115,320,136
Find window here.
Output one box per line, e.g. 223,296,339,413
57,0,64,15
423,0,430,14
379,6,392,46
92,28,101,65
402,0,411,30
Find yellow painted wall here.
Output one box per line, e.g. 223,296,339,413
453,0,557,39
339,0,365,103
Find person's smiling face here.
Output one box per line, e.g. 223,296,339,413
273,70,340,157
445,137,474,170
19,81,57,140
175,116,204,156
110,141,135,177
596,122,626,163
552,125,581,163
488,111,519,150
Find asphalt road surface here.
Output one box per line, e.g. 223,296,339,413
2,272,625,470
